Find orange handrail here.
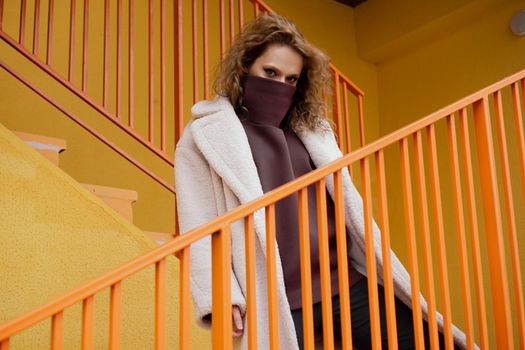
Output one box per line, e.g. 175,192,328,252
1,69,524,349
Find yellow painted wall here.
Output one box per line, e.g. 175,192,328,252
0,123,210,348
363,0,525,134
355,0,525,346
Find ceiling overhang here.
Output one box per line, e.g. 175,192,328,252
334,0,367,8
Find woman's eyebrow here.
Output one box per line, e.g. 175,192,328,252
263,64,280,72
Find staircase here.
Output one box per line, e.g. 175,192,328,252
1,0,525,349
15,131,173,244
0,123,210,349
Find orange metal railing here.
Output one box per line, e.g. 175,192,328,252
1,70,524,349
0,0,365,194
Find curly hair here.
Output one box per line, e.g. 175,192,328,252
213,14,332,132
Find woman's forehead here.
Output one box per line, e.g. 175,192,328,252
254,44,303,73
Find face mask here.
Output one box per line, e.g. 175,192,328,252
242,75,296,127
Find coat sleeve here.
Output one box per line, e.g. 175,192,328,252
175,143,246,328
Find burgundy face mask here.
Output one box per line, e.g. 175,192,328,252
241,75,296,127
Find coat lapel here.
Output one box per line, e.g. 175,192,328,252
297,124,340,171
190,97,276,260
297,124,342,199
189,96,265,207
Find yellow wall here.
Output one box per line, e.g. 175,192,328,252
0,123,209,348
361,0,525,134
355,0,525,346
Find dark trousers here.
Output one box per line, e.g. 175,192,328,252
291,277,457,350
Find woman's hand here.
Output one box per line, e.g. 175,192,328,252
232,305,244,337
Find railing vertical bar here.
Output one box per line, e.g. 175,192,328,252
399,137,425,350
358,94,365,147
333,171,353,350
179,247,191,350
511,82,525,203
426,124,454,349
148,0,154,142
0,0,4,31
19,0,26,45
244,214,258,349
202,0,209,99
212,226,233,349
265,204,280,350
447,114,476,349
128,0,134,127
81,0,88,92
522,78,525,113
103,0,109,108
316,179,335,350
254,2,259,17
160,0,166,151
343,83,352,153
413,130,439,350
51,311,64,350
494,91,525,346
333,72,342,148
343,83,354,178
46,0,53,65
32,0,40,55
219,0,225,56
375,150,398,350
116,0,122,118
238,0,243,30
155,259,167,350
174,0,183,143
229,0,234,42
109,282,122,350
473,97,514,349
68,0,75,82
106,284,123,350
360,157,382,350
174,204,180,237
298,188,315,350
457,108,489,350
0,339,10,350
522,78,525,106
191,0,198,103
81,296,94,350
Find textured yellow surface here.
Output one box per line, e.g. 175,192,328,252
0,123,210,348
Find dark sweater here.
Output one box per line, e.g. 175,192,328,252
237,107,362,310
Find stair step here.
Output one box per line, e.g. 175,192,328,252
81,184,138,222
14,131,67,166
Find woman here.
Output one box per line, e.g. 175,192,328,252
175,13,468,349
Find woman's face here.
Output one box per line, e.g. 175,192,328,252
248,44,304,87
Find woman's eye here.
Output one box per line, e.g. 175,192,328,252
264,68,276,77
287,77,298,84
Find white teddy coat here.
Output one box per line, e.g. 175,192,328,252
175,96,470,349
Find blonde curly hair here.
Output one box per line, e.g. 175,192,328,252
214,14,332,132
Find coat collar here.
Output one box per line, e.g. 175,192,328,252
190,96,338,206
